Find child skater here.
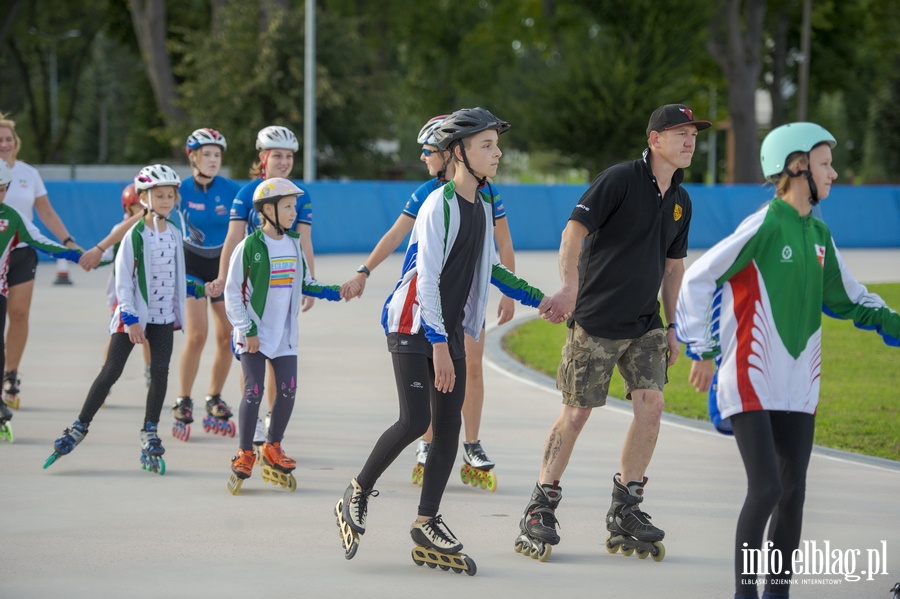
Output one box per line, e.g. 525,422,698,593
45,165,208,474
0,159,82,439
333,108,548,574
224,178,344,495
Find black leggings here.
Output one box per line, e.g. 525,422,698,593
78,324,174,426
236,352,297,450
731,410,815,597
0,295,7,371
357,353,466,518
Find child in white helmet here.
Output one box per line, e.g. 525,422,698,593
0,159,82,436
224,177,347,494
45,165,213,474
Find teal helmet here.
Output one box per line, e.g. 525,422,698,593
760,122,836,183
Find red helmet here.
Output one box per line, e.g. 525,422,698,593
121,183,140,210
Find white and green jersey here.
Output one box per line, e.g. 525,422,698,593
676,198,899,434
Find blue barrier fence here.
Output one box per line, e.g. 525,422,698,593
35,180,900,261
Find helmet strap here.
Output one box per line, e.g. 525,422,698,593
259,150,270,180
456,142,487,188
787,163,819,205
437,152,451,183
262,202,286,235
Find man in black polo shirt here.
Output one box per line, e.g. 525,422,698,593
514,104,711,562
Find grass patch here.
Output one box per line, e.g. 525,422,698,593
502,283,900,461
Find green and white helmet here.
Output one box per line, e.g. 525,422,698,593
760,122,836,183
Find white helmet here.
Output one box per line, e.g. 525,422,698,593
0,159,11,186
417,115,449,146
134,164,181,192
256,126,299,151
185,128,227,154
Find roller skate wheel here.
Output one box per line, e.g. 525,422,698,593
459,464,470,485
227,475,243,495
344,539,358,560
426,561,437,569
226,421,235,437
605,536,619,554
439,564,450,571
485,472,497,492
157,458,166,475
514,539,524,554
621,546,635,557
43,452,61,469
463,556,477,576
537,544,552,562
287,474,298,492
637,548,649,559
8,395,19,410
651,541,666,562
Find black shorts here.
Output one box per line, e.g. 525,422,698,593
7,246,38,288
184,247,224,303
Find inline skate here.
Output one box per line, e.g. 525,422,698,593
410,515,476,575
43,420,89,468
140,422,166,475
171,396,193,441
2,370,20,410
334,478,379,559
227,448,256,495
604,474,665,561
411,439,429,486
259,441,296,491
514,481,561,561
202,394,235,437
0,398,14,443
459,440,497,492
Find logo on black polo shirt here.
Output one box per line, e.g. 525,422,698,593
575,204,590,212
674,204,683,221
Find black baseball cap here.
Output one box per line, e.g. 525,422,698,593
646,104,712,136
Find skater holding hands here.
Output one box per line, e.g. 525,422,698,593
224,178,344,495
340,114,517,491
0,159,82,438
334,108,547,574
676,123,900,599
516,104,710,562
45,165,210,474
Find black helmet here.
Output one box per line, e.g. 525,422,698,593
433,107,510,151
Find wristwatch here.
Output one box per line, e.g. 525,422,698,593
62,236,75,246
356,265,371,277
666,323,677,332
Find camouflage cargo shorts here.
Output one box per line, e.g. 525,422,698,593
556,322,668,408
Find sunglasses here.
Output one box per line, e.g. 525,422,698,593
421,148,443,157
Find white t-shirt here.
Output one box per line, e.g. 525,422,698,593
146,225,178,325
259,234,298,358
6,161,48,249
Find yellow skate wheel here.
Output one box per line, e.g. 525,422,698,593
287,474,297,492
227,474,243,495
9,395,19,410
621,546,635,557
651,541,666,562
459,464,470,485
485,472,497,492
605,536,619,554
637,548,649,559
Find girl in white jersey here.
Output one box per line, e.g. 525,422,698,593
0,114,83,409
45,165,212,475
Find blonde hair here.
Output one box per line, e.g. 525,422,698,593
0,113,22,162
774,150,809,197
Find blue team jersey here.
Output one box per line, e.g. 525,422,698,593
402,177,506,219
179,176,242,248
229,178,313,233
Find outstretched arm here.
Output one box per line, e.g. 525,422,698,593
541,220,588,324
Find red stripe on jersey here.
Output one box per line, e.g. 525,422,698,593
731,263,763,412
398,274,419,334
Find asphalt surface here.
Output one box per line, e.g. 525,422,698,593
2,250,898,599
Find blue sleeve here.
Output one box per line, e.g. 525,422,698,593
480,184,506,219
402,178,440,219
295,183,312,226
229,181,257,222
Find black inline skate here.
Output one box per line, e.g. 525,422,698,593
410,515,476,575
604,474,665,561
334,478,379,559
0,398,14,443
514,481,561,562
2,370,20,410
